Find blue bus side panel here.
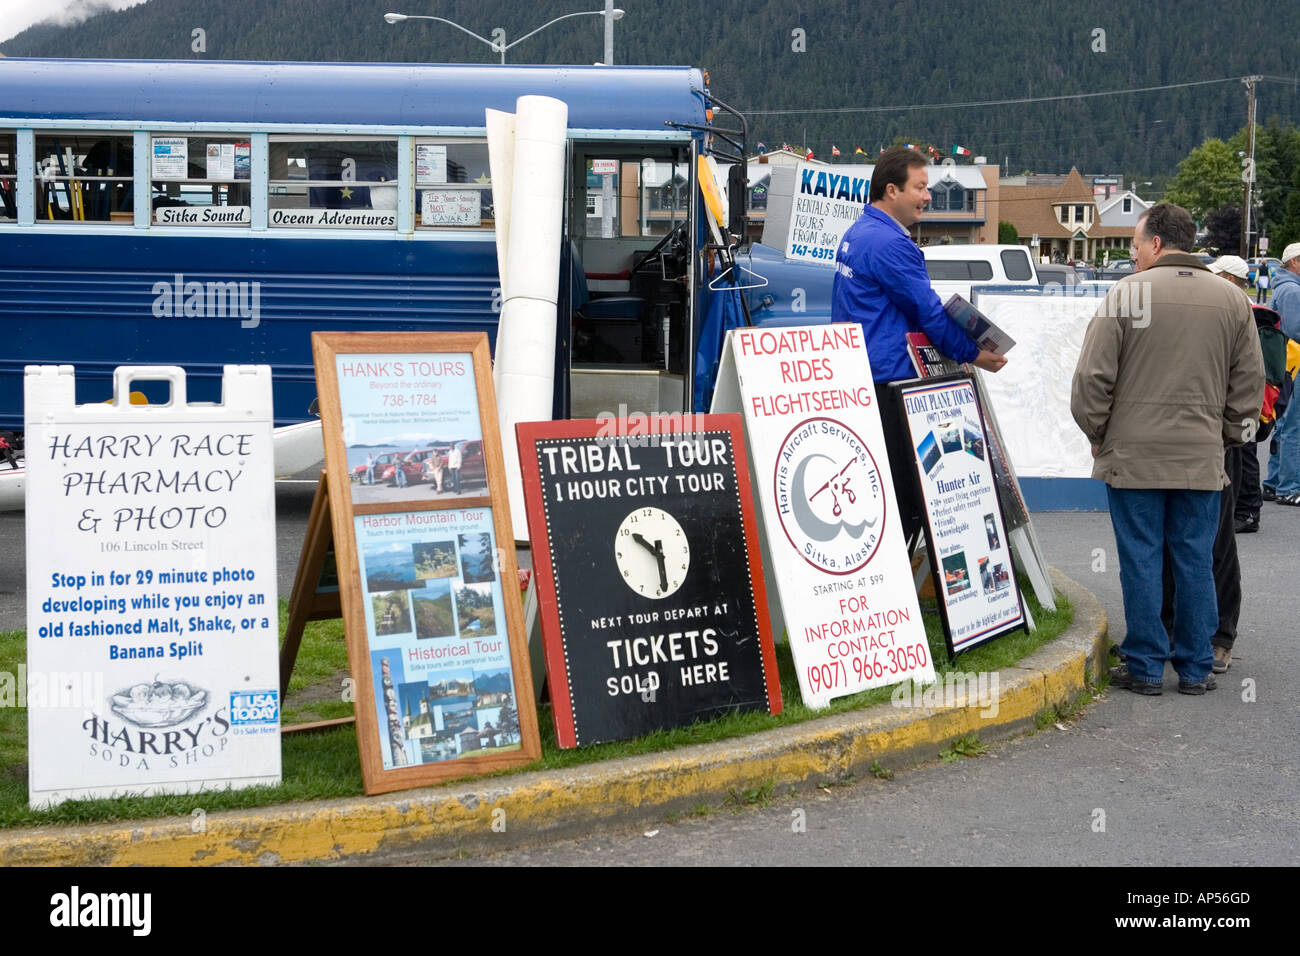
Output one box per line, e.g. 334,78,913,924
0,232,501,427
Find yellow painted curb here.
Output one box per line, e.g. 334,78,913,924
0,568,1106,866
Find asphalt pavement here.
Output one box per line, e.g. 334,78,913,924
2,466,1298,866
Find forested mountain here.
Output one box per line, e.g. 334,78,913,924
4,0,1300,180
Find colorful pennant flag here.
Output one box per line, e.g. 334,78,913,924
952,145,972,156
832,145,841,156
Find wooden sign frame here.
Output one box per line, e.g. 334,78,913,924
312,332,540,794
517,415,782,748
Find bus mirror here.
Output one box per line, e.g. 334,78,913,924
727,163,747,242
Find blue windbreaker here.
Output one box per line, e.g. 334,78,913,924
831,206,979,382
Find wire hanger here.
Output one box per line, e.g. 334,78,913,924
709,248,769,291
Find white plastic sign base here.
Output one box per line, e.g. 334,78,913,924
24,365,281,808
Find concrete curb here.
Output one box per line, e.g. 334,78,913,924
0,567,1106,866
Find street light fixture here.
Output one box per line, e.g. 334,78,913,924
384,4,624,65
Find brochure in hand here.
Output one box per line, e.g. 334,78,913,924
944,294,1017,355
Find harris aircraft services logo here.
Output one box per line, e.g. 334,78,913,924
774,418,884,574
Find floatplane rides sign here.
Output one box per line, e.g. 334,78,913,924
24,365,281,808
711,323,935,707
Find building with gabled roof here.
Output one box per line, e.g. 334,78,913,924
999,167,1135,264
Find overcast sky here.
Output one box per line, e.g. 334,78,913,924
0,0,147,44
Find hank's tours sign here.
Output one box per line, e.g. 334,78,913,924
711,323,935,707
24,365,281,808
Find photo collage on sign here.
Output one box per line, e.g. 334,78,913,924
335,352,487,507
357,510,518,770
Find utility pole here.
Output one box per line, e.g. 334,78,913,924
1241,75,1261,258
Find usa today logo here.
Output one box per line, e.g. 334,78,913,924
229,690,278,725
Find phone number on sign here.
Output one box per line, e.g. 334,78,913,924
789,243,835,260
381,393,439,408
806,643,929,695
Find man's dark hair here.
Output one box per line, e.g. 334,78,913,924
870,147,928,203
1138,202,1196,253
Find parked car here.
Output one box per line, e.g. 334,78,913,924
1098,259,1136,280
350,451,402,483
921,244,1040,301
395,446,450,486
1035,264,1080,286
454,440,486,487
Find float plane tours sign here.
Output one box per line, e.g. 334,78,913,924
24,365,281,808
711,323,936,707
895,374,1026,656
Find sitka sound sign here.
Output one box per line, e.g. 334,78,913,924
517,416,782,748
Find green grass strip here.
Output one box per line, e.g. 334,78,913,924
0,580,1070,829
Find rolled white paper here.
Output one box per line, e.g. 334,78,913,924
493,94,568,536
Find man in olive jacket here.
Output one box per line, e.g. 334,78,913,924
1070,203,1263,695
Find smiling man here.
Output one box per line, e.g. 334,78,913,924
832,146,1006,542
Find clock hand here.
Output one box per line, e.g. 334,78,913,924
631,532,658,555
653,539,668,591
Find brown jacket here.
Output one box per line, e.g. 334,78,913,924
1070,252,1264,489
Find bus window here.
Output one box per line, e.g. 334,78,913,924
639,158,690,236
414,139,493,230
150,134,252,227
0,131,15,221
34,132,134,223
268,137,398,229
571,148,692,373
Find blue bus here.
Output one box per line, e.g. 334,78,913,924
0,58,736,429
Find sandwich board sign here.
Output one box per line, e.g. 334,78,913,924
710,323,935,707
905,326,1055,613
24,365,281,808
311,332,540,795
894,374,1027,656
516,415,782,747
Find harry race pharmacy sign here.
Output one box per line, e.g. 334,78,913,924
24,365,281,808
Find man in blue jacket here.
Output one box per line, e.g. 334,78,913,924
832,147,1006,541
1265,242,1300,505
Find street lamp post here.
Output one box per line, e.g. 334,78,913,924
384,5,624,65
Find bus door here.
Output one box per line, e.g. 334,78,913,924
566,142,694,418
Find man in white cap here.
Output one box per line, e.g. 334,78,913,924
1210,254,1251,292
1264,242,1300,505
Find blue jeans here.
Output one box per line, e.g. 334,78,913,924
1108,486,1219,684
1266,397,1300,496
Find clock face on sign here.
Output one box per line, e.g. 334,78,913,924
614,507,690,599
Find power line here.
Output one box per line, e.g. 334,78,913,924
742,76,1247,116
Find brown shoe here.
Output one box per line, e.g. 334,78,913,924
1213,646,1232,674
